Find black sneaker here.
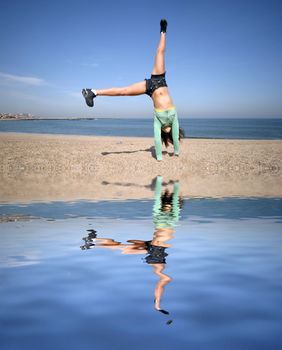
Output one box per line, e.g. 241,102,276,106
160,19,167,33
82,88,96,107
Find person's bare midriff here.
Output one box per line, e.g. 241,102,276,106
152,87,175,110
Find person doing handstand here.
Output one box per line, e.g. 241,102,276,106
82,19,184,161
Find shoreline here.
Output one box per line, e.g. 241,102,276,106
1,116,282,119
1,132,281,202
0,131,234,140
1,131,282,141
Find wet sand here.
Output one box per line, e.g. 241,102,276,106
0,132,281,202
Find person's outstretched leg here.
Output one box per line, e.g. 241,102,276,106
96,81,146,96
82,81,146,107
151,19,167,75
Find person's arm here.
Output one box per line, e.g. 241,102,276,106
153,176,163,215
172,181,180,222
171,114,180,155
154,116,163,161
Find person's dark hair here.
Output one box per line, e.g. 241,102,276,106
161,189,184,211
161,127,185,147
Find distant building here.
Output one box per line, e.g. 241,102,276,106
0,113,34,120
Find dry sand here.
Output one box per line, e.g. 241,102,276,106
0,132,281,203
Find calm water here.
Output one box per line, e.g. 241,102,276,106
0,191,282,350
1,118,282,139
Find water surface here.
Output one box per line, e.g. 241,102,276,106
0,193,281,350
1,118,282,139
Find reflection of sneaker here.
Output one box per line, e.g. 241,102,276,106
82,88,96,107
160,19,167,33
87,229,97,239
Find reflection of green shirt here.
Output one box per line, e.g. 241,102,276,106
153,176,180,229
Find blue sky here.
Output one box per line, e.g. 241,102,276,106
0,0,281,118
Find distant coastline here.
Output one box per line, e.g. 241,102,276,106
0,113,97,121
0,113,35,120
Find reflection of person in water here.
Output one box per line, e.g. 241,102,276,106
147,175,181,314
81,176,182,318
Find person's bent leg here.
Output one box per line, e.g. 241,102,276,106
171,114,180,156
96,81,146,96
154,116,163,161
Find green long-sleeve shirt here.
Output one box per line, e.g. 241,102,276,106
154,107,179,161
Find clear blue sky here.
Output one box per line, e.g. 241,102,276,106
0,0,281,118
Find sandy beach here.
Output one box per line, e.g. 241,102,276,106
0,132,281,202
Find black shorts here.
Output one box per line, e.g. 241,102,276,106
144,241,168,264
145,72,168,97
